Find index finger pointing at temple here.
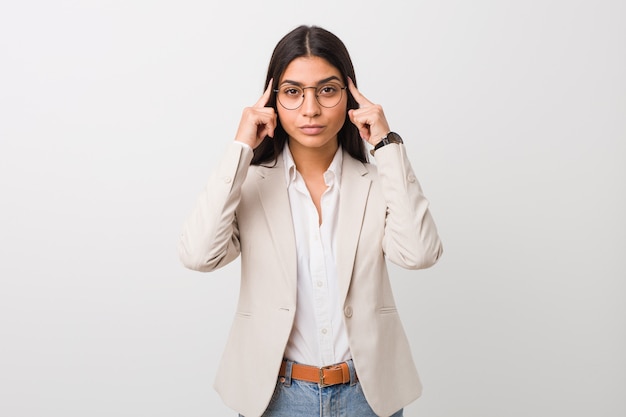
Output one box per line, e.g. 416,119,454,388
348,77,373,107
254,79,274,108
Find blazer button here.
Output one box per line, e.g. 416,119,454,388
344,306,353,318
407,174,416,183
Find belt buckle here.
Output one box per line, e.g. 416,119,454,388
319,367,330,388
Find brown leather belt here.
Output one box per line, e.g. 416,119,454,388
279,360,354,387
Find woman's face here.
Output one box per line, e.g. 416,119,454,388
276,56,347,154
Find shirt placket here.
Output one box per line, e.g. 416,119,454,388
298,180,335,365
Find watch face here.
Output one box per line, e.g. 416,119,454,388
386,132,403,144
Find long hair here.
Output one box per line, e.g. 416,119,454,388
251,25,368,165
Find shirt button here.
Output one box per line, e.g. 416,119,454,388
317,281,323,287
321,328,328,335
344,306,353,318
223,176,232,183
407,174,416,183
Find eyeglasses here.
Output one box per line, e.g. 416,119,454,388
273,82,348,110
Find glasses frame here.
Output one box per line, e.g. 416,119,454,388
273,84,348,110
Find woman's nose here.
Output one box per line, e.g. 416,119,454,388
300,88,321,116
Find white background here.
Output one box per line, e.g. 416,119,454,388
1,1,624,416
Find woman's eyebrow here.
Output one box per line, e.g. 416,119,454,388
279,75,342,86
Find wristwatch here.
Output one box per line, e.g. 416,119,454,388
370,132,403,156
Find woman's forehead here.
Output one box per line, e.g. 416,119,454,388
279,56,341,84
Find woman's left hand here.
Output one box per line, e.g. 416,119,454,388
347,78,391,147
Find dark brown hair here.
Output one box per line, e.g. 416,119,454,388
251,25,368,165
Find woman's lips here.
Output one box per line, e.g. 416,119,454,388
299,125,325,135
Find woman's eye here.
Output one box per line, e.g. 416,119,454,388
284,88,301,96
319,85,338,95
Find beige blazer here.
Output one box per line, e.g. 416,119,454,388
178,142,442,417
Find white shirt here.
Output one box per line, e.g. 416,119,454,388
282,144,351,367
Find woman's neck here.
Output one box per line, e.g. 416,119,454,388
288,139,339,177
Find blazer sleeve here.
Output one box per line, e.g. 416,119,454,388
373,143,443,270
178,142,254,272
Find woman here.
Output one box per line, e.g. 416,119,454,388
178,25,443,417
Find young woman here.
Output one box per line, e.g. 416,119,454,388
178,25,443,417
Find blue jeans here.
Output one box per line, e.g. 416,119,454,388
240,359,403,417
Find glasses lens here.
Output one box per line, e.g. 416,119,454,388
316,83,344,108
276,83,345,109
277,86,303,110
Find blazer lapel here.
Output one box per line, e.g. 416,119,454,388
254,155,298,302
336,151,372,305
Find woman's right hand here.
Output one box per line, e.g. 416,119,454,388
234,80,277,149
